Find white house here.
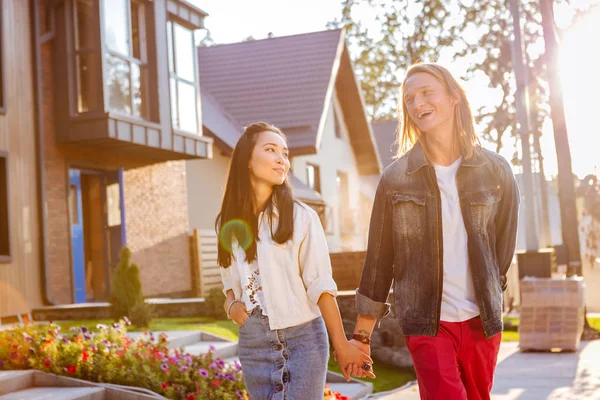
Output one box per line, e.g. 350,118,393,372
186,29,382,252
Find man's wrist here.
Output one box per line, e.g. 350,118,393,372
352,329,372,344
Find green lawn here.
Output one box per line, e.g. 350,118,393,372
55,317,239,342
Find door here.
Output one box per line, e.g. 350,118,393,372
69,169,87,303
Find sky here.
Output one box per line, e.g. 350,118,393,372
190,0,600,179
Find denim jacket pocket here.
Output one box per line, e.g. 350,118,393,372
468,187,500,237
391,192,427,275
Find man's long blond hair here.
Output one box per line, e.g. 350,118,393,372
397,63,480,160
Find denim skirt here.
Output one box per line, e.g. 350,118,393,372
237,307,329,400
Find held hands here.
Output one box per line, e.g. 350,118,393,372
333,340,375,382
344,339,375,380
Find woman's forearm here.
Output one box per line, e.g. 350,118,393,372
223,289,235,313
317,293,348,349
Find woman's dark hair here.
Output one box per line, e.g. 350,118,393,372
216,122,294,268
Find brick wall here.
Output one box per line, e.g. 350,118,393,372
331,251,366,291
124,161,192,297
42,42,72,304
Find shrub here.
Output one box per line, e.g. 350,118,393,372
205,287,228,320
110,247,153,327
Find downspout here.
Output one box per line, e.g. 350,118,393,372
31,0,58,305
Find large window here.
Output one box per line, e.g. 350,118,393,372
306,164,321,194
167,20,199,134
0,152,10,262
103,0,149,118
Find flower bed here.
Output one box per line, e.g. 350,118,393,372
0,320,349,399
0,320,246,399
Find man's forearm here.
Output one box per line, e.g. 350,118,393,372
353,314,377,339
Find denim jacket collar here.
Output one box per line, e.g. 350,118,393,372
406,140,485,175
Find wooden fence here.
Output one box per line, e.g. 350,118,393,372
190,229,223,297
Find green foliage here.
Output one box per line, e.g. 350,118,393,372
204,287,228,320
328,0,459,121
330,0,598,158
110,247,153,327
0,321,248,399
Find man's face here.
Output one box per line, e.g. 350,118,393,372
403,72,458,136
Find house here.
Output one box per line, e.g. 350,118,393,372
0,0,44,323
187,29,382,252
1,0,213,320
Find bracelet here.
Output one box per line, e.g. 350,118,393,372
352,333,371,345
226,300,242,319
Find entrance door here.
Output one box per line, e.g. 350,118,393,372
69,169,87,303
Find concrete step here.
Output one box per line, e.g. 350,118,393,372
0,387,105,400
0,371,35,396
328,383,372,400
183,340,238,359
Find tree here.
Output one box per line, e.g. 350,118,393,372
329,0,596,157
328,0,461,121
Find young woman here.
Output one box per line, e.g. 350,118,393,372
217,122,374,400
347,63,520,400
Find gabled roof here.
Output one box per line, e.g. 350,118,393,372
371,120,399,169
198,29,381,175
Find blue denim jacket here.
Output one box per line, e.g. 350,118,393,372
356,142,520,338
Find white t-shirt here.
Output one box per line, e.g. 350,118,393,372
434,157,480,322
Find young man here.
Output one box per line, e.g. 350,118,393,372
347,63,519,399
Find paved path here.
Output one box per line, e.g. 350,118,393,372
374,341,600,400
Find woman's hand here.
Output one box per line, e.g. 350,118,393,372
334,340,375,381
344,339,374,379
227,301,249,326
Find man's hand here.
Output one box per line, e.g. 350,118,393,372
345,339,374,379
333,340,375,381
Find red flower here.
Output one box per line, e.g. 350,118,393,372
43,359,51,368
210,380,222,387
161,382,169,389
186,395,196,400
82,350,90,362
67,365,77,374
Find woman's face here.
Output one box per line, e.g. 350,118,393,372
249,130,290,188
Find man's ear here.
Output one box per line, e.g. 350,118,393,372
453,91,461,106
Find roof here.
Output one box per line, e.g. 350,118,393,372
289,175,324,205
198,29,381,175
371,120,399,169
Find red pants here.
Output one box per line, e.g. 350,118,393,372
405,317,501,400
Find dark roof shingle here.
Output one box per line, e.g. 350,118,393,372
198,30,343,148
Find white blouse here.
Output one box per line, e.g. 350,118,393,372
241,259,268,316
220,201,337,330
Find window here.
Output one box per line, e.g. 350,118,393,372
103,0,149,118
336,171,349,209
334,110,342,138
167,20,199,134
0,1,5,113
337,171,350,233
74,0,101,113
0,152,10,262
306,164,321,194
